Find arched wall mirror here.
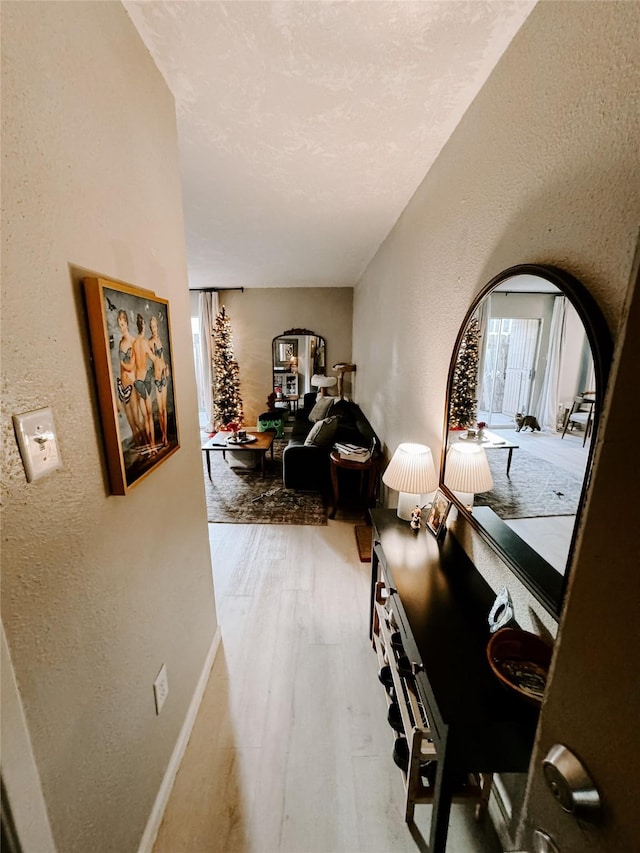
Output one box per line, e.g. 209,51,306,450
441,264,612,617
272,329,326,399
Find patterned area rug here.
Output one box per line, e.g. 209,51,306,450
474,447,583,519
203,438,327,525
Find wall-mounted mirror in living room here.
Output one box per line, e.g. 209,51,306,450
272,329,326,400
441,264,612,616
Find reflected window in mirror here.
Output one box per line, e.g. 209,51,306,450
442,265,611,616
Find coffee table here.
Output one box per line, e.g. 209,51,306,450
450,429,519,476
202,430,276,480
483,430,519,475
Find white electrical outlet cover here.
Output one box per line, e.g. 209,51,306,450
13,407,62,482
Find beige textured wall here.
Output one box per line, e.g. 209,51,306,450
353,0,639,845
1,4,217,852
354,0,638,628
220,287,353,425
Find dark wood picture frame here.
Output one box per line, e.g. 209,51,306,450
83,276,180,494
274,337,298,367
425,489,451,539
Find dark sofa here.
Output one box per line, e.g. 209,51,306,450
282,392,379,491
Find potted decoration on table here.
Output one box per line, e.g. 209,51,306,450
226,421,239,440
477,421,487,439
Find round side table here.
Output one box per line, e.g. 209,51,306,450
329,449,380,520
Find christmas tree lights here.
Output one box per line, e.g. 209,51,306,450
212,306,244,429
449,317,480,429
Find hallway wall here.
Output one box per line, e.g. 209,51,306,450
1,4,217,851
354,0,638,620
352,0,639,846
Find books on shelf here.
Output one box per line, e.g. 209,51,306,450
334,442,371,463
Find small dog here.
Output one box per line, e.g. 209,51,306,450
515,413,541,432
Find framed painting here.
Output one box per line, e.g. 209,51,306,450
83,276,180,494
425,489,452,539
274,338,298,367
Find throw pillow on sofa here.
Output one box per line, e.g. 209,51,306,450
308,396,335,422
304,415,338,447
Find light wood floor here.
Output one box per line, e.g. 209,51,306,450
491,425,589,478
486,427,590,571
152,521,504,853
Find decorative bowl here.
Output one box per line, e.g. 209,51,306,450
226,435,257,445
486,628,553,706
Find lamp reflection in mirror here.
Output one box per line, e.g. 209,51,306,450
445,442,493,509
382,443,438,521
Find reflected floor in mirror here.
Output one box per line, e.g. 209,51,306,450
152,521,505,853
477,426,590,573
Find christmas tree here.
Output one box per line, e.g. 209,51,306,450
212,306,244,429
449,317,480,428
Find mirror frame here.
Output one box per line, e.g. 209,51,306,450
272,328,327,392
440,264,612,617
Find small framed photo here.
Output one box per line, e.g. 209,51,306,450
83,276,180,494
425,489,452,539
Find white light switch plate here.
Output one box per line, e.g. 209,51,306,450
153,663,169,714
13,407,62,482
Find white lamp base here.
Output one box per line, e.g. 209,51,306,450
423,490,436,508
453,491,474,509
397,492,421,521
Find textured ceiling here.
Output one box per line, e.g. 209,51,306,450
124,1,535,288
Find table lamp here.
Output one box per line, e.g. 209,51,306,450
444,442,493,508
382,443,438,521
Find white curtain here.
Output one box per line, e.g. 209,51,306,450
583,348,596,394
474,296,490,413
536,295,566,432
198,291,218,432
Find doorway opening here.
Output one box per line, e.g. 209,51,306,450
478,318,541,428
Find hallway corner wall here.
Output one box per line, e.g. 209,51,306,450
1,4,217,851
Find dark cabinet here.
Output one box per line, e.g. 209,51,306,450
369,510,539,852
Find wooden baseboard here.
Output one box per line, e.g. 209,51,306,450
138,626,221,853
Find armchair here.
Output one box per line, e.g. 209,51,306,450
561,393,596,446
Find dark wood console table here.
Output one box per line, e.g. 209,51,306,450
369,510,539,852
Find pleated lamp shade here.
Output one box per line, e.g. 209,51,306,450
382,443,438,520
444,442,493,507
